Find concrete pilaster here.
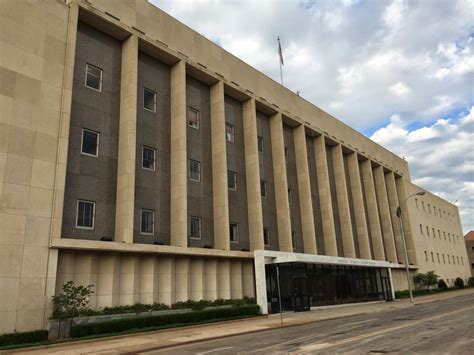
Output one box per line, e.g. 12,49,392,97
73,254,98,309
242,260,255,298
347,153,371,259
331,144,355,258
230,260,243,299
97,254,120,308
139,256,159,304
157,257,175,305
294,125,317,254
210,81,230,250
385,172,405,264
242,98,264,251
119,255,140,306
270,112,292,252
395,177,417,265
217,259,231,299
190,258,204,301
115,35,138,244
313,136,338,256
174,257,190,302
170,61,187,247
360,160,385,261
373,166,398,263
204,259,218,299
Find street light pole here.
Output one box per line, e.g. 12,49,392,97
396,191,425,304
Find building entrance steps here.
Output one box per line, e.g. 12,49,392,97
8,288,474,354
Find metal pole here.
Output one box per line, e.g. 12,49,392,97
276,265,283,325
398,208,414,303
278,37,284,85
279,60,284,86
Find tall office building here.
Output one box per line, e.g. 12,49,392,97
0,0,470,333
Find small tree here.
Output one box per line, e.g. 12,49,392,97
454,277,464,289
413,273,426,288
413,271,439,291
52,281,93,338
438,279,448,291
468,277,474,287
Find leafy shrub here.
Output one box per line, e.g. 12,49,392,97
0,330,48,347
70,304,260,338
52,281,93,319
454,277,465,289
438,279,448,291
468,277,474,287
171,297,256,311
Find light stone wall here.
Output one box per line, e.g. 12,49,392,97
406,183,471,286
55,251,255,308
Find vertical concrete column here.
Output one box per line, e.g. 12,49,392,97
204,259,218,300
115,35,138,244
294,125,317,254
157,256,175,305
242,260,255,298
373,166,398,263
210,81,230,250
190,258,204,301
395,177,417,265
73,254,98,309
270,112,292,252
360,160,385,261
119,255,140,306
170,61,187,247
347,153,371,259
385,172,405,264
174,257,190,302
139,256,159,304
55,251,76,294
242,98,264,251
331,144,356,258
230,260,243,299
50,3,78,242
217,259,231,299
97,254,120,308
313,135,338,256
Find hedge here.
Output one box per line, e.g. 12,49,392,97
0,330,48,347
70,304,260,338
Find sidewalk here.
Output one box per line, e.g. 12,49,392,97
7,288,474,354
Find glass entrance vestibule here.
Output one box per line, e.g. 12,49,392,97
265,262,393,313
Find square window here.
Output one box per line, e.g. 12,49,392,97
76,200,95,229
143,88,157,112
263,227,270,246
188,107,200,129
81,129,99,157
228,171,237,190
257,136,264,153
190,217,202,240
189,159,201,182
230,223,239,243
260,180,267,198
140,209,154,235
142,146,156,171
225,123,235,142
85,63,102,91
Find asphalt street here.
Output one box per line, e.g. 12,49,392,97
143,293,474,354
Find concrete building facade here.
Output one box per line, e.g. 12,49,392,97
464,231,474,277
0,0,471,334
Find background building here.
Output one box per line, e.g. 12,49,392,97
465,231,474,277
0,0,470,334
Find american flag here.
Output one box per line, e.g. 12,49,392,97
278,37,284,66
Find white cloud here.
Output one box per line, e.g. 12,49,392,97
371,107,474,233
390,81,410,96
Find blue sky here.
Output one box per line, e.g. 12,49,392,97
151,0,474,233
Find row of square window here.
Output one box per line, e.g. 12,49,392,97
414,198,454,219
76,199,272,245
419,224,460,243
424,251,464,266
85,64,267,151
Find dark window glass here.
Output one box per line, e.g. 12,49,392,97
142,147,155,170
76,200,95,229
257,136,264,153
188,107,200,129
225,123,234,142
189,159,201,182
141,209,154,235
81,129,99,156
85,64,102,91
143,88,156,112
230,223,239,243
260,180,267,198
228,171,237,190
263,228,270,246
190,217,201,239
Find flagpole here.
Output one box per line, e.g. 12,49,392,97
278,36,284,85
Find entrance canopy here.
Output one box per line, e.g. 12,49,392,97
254,250,403,314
